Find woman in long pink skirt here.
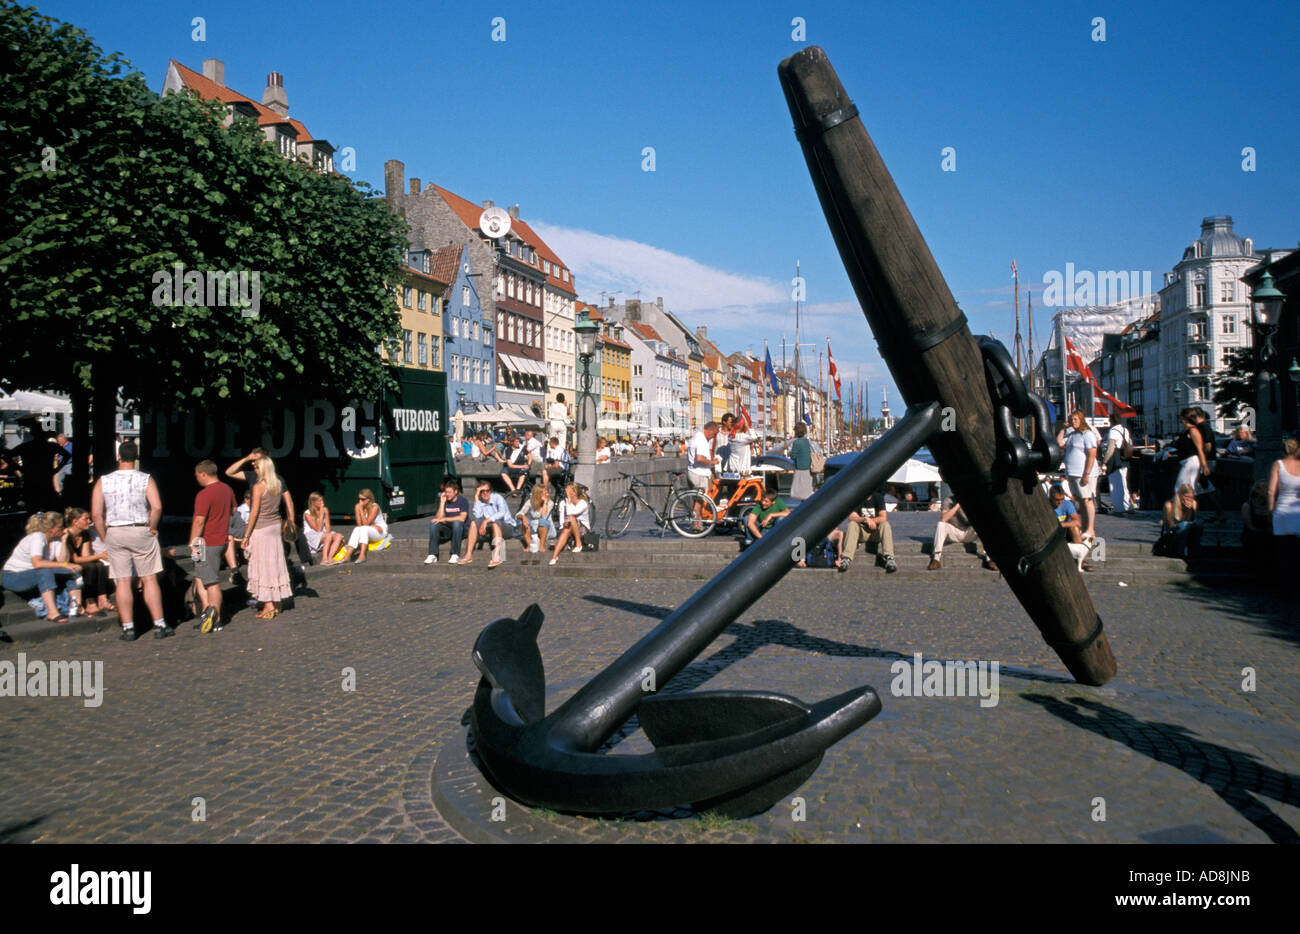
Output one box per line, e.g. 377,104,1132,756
240,456,293,619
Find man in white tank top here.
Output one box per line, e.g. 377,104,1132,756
91,440,168,641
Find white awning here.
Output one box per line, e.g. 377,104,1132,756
498,355,518,374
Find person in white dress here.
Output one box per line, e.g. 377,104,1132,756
1268,437,1300,540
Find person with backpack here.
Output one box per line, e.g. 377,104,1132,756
1101,413,1135,514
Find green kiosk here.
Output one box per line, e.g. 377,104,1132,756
143,368,452,523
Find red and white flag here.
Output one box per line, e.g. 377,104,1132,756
1066,335,1137,416
737,400,752,430
1063,336,1096,385
827,340,842,399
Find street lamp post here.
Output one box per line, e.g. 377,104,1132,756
574,311,600,492
1251,267,1286,482
1289,358,1300,428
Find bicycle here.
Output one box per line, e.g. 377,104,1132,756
605,470,717,539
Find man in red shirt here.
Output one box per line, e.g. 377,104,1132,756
191,459,236,632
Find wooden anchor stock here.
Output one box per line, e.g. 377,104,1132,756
778,46,1116,685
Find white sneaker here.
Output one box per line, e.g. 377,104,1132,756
448,554,459,565
424,555,437,565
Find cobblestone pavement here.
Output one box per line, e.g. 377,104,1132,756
1,554,1296,843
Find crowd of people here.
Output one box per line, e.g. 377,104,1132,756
0,438,405,638
4,402,1297,631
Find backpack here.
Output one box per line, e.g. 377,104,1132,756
1107,425,1132,469
804,537,836,567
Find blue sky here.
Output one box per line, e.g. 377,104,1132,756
33,0,1300,412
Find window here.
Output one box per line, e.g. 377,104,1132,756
634,387,643,402
403,287,414,308
1221,281,1233,303
483,327,491,347
1222,314,1235,335
1194,283,1206,307
507,276,515,299
418,290,427,311
430,336,440,367
473,321,480,341
417,333,427,365
633,365,642,377
402,330,413,364
462,285,470,307
1221,347,1235,367
509,318,517,344
497,311,504,333
432,297,441,316
449,354,458,380
451,317,459,338
495,276,504,299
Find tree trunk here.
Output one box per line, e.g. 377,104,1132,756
70,380,90,502
91,366,118,487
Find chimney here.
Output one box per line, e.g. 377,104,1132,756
262,72,288,117
384,159,405,209
696,326,708,340
202,59,225,87
410,177,421,195
656,297,663,308
608,298,615,307
482,200,494,209
507,204,520,220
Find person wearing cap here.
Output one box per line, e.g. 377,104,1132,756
91,440,168,640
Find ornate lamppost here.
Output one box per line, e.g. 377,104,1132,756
1250,267,1286,481
574,311,600,492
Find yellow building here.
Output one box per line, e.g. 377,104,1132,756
598,322,632,430
390,264,447,371
687,354,703,430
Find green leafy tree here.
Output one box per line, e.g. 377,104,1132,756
1213,347,1256,420
0,1,407,484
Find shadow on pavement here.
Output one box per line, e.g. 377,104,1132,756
0,815,49,844
1022,693,1300,844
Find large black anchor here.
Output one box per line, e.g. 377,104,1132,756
472,404,943,816
470,45,1116,818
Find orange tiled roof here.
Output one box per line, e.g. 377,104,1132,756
170,60,315,144
429,245,462,286
401,266,449,287
429,184,576,296
627,321,665,343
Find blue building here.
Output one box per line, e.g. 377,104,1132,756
427,244,494,417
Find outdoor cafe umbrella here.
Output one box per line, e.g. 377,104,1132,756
886,458,942,485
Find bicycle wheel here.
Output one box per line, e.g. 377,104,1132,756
606,493,637,538
668,490,717,538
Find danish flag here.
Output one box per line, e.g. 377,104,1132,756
1065,335,1136,417
827,340,842,399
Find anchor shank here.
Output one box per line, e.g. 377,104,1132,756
548,401,943,752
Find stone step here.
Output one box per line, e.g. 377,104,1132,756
393,560,1239,586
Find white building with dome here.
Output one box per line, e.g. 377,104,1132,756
1156,216,1262,435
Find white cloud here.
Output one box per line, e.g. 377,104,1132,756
531,222,787,311
531,220,901,415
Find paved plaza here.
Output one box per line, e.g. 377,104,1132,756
1,536,1297,844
